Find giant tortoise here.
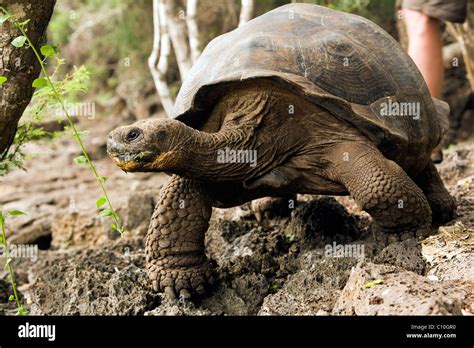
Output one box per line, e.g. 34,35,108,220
107,3,455,298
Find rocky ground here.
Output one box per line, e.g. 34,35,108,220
0,113,473,316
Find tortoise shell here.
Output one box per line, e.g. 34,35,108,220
173,3,448,165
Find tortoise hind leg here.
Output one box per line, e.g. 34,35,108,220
146,174,214,299
328,142,432,241
251,196,296,223
414,161,455,223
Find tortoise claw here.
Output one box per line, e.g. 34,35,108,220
179,288,191,300
152,280,159,292
164,286,177,300
195,284,206,295
147,260,214,300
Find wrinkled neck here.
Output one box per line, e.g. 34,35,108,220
172,124,258,181
167,90,273,181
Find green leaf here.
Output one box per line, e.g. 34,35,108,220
11,36,26,48
74,155,87,165
40,44,55,57
112,224,125,234
363,282,374,289
18,19,30,27
32,77,48,88
8,210,26,216
100,176,108,183
16,306,28,316
0,14,12,24
8,294,14,302
4,257,12,270
0,76,6,86
100,209,114,217
96,197,107,208
363,279,384,289
76,130,90,138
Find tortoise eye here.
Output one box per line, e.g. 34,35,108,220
126,129,141,142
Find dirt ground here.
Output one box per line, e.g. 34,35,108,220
0,108,473,316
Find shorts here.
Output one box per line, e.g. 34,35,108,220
402,0,468,23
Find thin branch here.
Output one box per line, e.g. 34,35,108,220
447,21,474,91
239,0,254,27
186,0,200,63
148,0,174,117
163,0,193,80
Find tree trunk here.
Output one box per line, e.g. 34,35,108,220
0,0,56,157
186,0,200,63
238,0,254,27
162,0,193,80
148,0,174,117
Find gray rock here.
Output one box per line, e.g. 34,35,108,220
144,298,212,316
29,248,155,315
123,183,162,236
108,265,155,315
258,251,357,315
373,239,425,275
289,197,362,250
428,253,474,281
332,262,467,315
200,284,249,315
51,211,109,249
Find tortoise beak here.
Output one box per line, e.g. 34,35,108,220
107,131,127,160
107,130,156,172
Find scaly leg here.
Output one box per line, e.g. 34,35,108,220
251,196,296,222
328,142,432,241
414,161,455,223
146,175,214,299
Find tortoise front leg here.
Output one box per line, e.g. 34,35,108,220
146,175,214,299
328,142,432,241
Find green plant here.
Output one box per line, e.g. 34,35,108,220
47,0,153,96
285,233,295,243
0,209,28,316
0,7,124,235
313,0,370,13
0,61,90,176
314,0,398,37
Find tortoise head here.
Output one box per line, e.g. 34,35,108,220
107,118,187,172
